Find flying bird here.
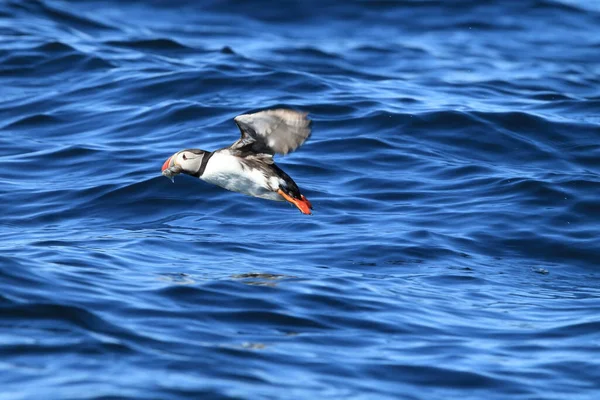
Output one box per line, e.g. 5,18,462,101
161,109,313,214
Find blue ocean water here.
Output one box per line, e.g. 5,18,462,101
1,0,600,398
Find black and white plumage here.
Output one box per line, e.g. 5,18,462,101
161,109,313,214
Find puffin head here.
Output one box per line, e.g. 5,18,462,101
161,149,208,179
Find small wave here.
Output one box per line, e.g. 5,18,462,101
3,113,62,129
0,52,114,76
361,363,503,390
1,302,124,335
105,38,192,52
274,46,341,60
13,0,116,32
33,41,76,53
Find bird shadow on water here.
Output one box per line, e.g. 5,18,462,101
158,272,297,288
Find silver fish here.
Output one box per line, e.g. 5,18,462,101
162,165,182,183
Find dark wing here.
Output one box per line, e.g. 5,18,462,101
231,109,311,156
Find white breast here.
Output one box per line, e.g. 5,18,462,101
200,152,283,201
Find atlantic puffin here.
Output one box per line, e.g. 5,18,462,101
161,109,313,214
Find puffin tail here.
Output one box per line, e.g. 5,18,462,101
277,189,313,215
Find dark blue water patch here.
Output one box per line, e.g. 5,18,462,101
105,38,191,52
33,41,77,53
3,113,63,128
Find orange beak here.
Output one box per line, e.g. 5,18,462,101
161,156,172,172
277,189,313,215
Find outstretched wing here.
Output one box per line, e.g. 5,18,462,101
231,109,311,156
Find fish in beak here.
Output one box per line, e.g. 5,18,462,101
161,155,182,183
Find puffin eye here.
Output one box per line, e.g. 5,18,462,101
182,154,187,161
